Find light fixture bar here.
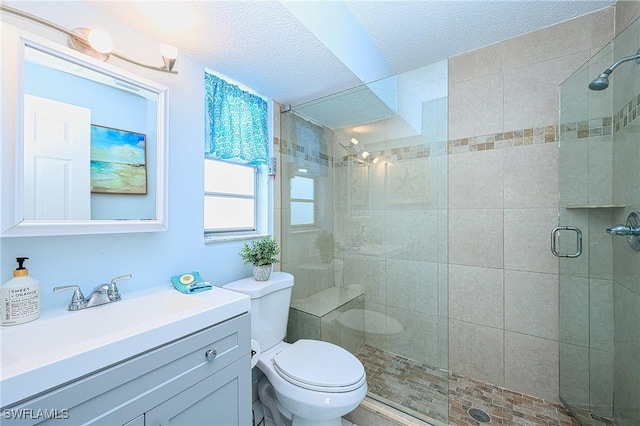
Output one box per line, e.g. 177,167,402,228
0,4,75,38
0,4,178,74
111,51,178,74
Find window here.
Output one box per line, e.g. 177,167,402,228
204,72,270,240
204,159,256,232
290,173,315,227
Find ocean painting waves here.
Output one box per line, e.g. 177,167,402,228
90,160,146,194
90,125,147,194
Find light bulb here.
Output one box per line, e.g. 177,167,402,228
87,29,113,54
361,151,370,159
372,157,379,164
350,137,359,145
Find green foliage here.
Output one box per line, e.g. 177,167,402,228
240,235,280,266
313,231,334,263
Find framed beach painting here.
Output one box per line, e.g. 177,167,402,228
90,125,147,194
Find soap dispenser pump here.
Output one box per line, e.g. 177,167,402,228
1,257,41,326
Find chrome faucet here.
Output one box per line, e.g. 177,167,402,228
605,224,640,236
54,274,132,311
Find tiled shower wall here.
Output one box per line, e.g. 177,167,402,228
275,0,640,413
447,7,614,402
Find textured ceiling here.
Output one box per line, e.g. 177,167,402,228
83,0,615,107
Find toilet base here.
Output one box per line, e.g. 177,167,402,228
253,400,266,426
258,375,351,426
257,401,348,426
258,377,291,426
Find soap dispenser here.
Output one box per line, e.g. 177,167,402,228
1,257,40,326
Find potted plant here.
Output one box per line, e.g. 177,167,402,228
314,230,335,263
240,235,281,281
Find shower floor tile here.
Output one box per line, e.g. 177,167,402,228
355,344,582,426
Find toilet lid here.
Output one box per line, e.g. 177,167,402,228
273,340,365,392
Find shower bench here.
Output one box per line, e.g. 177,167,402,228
287,286,365,354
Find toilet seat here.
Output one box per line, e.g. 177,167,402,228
273,339,366,393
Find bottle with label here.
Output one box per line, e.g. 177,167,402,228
1,257,40,326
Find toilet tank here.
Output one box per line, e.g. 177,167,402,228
222,272,294,352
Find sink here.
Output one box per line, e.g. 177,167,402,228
1,291,207,365
0,286,250,407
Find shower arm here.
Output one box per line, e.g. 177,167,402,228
600,49,640,75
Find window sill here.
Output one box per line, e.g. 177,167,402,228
290,227,323,235
204,233,270,244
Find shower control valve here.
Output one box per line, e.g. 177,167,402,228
606,211,640,251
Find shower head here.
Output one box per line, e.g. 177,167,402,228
588,71,611,91
588,48,640,91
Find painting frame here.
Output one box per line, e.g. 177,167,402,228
90,124,147,195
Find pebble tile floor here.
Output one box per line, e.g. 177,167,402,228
355,344,594,426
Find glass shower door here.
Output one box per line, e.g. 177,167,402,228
558,16,640,426
280,61,449,426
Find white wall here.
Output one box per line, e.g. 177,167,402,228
0,2,254,312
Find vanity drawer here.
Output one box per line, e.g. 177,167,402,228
3,313,250,425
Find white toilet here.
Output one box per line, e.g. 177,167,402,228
223,272,367,426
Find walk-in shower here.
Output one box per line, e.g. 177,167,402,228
279,61,449,425
588,48,640,90
558,15,640,426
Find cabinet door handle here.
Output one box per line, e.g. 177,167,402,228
205,349,217,361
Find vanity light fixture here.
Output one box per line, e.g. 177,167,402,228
0,4,179,74
159,43,178,72
67,27,113,61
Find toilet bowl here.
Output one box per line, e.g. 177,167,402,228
223,272,367,426
257,340,367,426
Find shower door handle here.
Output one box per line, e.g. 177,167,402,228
551,226,582,258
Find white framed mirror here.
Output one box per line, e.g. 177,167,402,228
1,24,168,237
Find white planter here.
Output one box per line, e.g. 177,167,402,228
253,264,272,281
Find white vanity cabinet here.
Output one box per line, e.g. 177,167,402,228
2,313,251,425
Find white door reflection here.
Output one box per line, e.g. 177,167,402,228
23,94,91,220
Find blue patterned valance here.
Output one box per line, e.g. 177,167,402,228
205,72,268,165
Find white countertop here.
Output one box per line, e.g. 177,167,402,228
0,285,250,407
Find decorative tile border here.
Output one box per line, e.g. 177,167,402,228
560,117,612,140
333,142,449,167
613,93,640,133
275,137,331,168
448,125,557,155
323,124,561,162
277,91,640,163
560,92,640,141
